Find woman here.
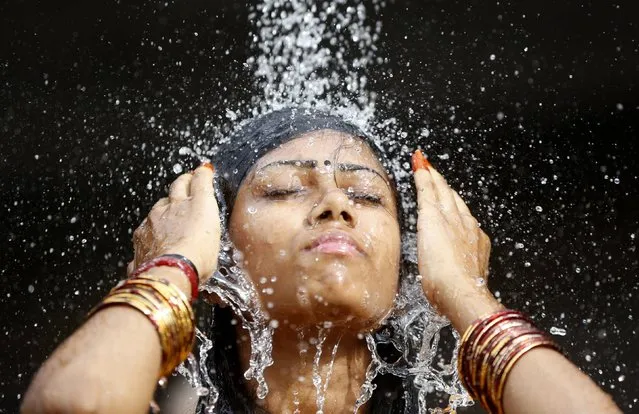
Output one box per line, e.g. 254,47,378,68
22,109,621,413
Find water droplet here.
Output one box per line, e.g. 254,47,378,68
172,163,183,174
28,285,34,293
247,206,258,214
196,387,210,396
550,326,567,336
535,205,543,212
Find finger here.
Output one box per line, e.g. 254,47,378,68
427,164,460,217
412,151,438,209
460,213,479,231
152,197,170,210
169,173,193,201
126,260,135,277
479,231,492,278
132,224,145,264
451,189,472,217
190,162,215,202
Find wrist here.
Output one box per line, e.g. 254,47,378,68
436,285,503,333
138,267,193,302
161,246,207,278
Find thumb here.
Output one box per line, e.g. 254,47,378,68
126,260,135,277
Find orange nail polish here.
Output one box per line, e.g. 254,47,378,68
201,162,215,172
424,156,433,169
411,149,430,172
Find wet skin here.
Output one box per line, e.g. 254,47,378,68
229,129,401,331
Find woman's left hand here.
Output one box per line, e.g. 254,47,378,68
412,150,495,320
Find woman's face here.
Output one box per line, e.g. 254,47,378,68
229,130,401,331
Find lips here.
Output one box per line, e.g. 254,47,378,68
306,231,364,256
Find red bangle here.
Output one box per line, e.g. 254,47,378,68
131,254,199,301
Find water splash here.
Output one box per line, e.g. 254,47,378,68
353,288,473,413
310,328,342,414
176,328,219,412
353,334,381,413
201,237,275,399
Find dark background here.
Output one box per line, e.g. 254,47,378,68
1,0,637,412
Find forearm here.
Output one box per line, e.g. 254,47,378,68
22,268,191,414
443,291,621,414
502,347,620,414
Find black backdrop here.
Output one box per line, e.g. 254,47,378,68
1,0,637,412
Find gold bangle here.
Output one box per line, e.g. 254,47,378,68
87,276,196,378
129,278,195,375
133,276,195,364
121,287,180,369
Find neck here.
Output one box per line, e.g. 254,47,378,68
237,323,371,413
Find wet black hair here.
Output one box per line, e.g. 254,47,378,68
202,108,412,413
214,107,393,215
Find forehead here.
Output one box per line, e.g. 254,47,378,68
253,129,383,171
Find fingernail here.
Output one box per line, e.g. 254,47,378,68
200,162,215,172
411,149,431,172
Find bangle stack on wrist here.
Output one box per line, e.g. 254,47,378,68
457,310,560,414
88,255,199,378
131,254,200,301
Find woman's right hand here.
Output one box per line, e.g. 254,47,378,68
21,163,222,414
128,163,221,283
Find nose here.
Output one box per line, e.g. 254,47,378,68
308,188,357,228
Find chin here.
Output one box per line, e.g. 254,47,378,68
298,277,393,331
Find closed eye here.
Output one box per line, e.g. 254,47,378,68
349,193,383,205
263,188,303,199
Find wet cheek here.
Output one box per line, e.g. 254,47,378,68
262,221,284,244
370,217,401,283
242,207,300,252
363,215,398,253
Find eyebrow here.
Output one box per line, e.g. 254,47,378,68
259,159,318,170
336,163,389,185
257,159,390,186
